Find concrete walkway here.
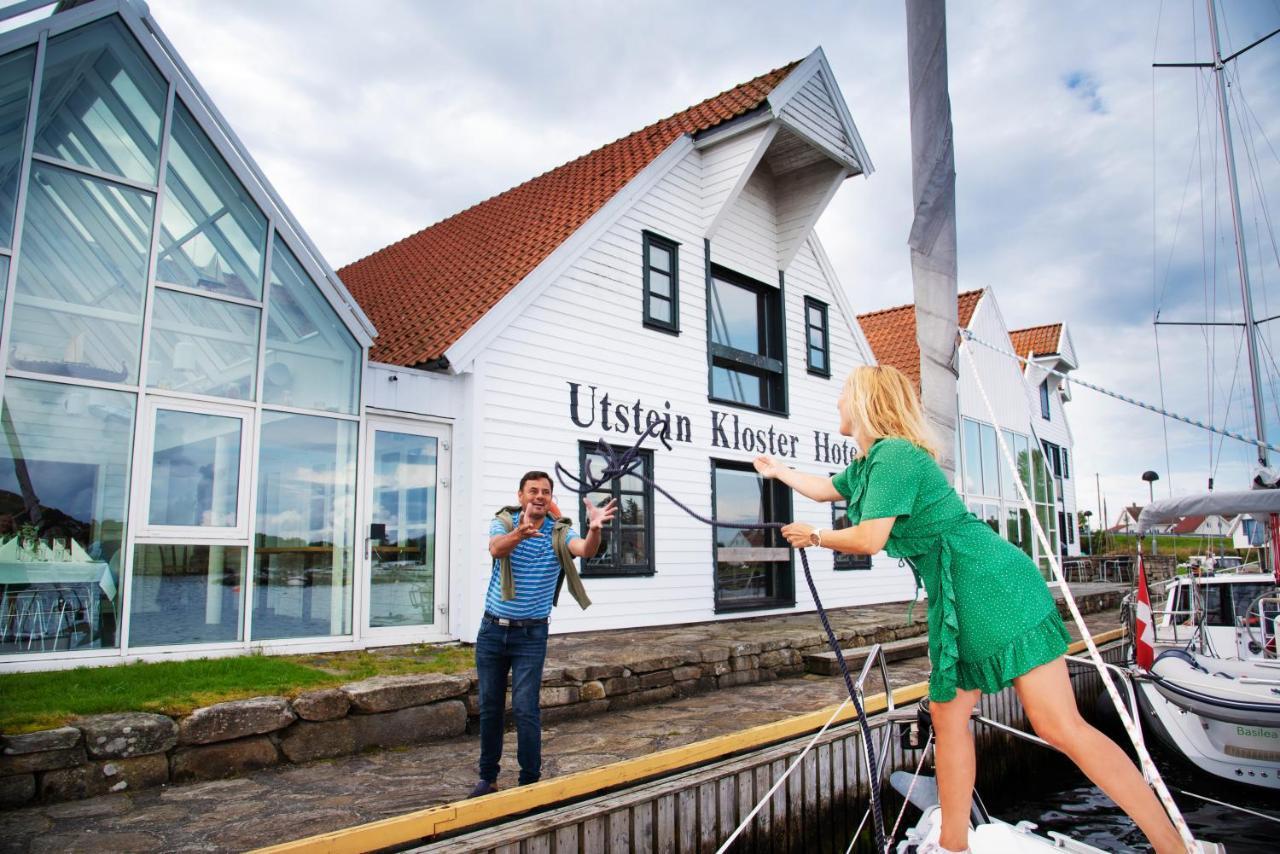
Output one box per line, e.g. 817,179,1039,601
0,588,1126,853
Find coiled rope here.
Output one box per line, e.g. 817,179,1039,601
556,425,889,854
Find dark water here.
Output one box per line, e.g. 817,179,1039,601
992,758,1279,853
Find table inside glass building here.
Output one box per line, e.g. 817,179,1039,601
0,541,115,652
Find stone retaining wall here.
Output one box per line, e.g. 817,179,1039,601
0,589,1122,809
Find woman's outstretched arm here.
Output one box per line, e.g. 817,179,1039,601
753,455,842,502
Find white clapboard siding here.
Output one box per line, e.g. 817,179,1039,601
775,160,844,271
959,295,1032,440
709,167,779,287
457,140,905,638
700,124,773,232
777,71,859,165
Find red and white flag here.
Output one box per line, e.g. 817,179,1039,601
1134,555,1155,670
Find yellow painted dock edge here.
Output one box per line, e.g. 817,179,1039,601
255,629,1125,854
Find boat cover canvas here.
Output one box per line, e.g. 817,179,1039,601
1137,490,1280,534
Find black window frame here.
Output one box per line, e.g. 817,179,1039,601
710,458,795,612
830,472,872,570
577,441,656,577
1039,381,1052,420
642,231,679,335
706,262,787,415
1061,447,1070,480
804,296,831,378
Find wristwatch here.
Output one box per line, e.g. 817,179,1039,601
808,529,822,548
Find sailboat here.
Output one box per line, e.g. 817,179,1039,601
1115,0,1280,794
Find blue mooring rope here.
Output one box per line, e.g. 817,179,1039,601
556,423,889,853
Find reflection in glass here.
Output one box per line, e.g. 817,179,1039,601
712,365,762,407
369,431,436,628
35,17,165,184
713,464,790,607
157,101,266,299
0,46,35,249
580,446,651,574
0,378,134,654
962,418,983,496
709,276,761,353
148,410,241,527
128,545,244,645
999,429,1020,501
252,413,355,640
9,164,152,383
264,234,361,414
147,289,259,400
979,423,999,498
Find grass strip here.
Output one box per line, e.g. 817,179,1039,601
0,644,474,734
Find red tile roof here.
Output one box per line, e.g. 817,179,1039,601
338,62,801,367
1009,323,1062,359
855,289,984,389
1169,515,1207,535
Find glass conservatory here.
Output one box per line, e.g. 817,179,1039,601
0,3,374,665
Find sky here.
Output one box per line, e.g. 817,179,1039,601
131,0,1280,520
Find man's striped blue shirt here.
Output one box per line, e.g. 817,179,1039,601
484,513,580,619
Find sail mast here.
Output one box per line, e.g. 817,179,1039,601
905,0,960,483
1206,0,1269,468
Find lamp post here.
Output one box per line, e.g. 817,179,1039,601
1142,471,1160,555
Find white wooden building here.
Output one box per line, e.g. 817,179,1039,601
858,288,1082,570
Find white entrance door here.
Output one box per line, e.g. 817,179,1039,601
362,418,451,641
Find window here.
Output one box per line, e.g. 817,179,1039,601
579,442,654,576
712,460,793,610
708,267,786,414
1039,381,1051,420
0,378,135,654
252,413,356,640
1061,448,1070,480
831,479,871,570
0,46,35,249
147,289,260,400
960,417,1000,497
265,234,361,414
805,297,830,377
642,232,678,334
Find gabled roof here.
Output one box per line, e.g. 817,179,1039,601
1169,515,1207,535
855,289,984,389
1009,323,1062,359
339,62,800,368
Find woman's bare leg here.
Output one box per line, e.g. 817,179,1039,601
930,688,982,851
1014,658,1185,854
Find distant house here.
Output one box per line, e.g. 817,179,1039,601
1229,515,1268,549
858,288,1080,571
1169,514,1234,537
1112,504,1159,534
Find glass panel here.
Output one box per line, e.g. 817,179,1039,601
648,270,670,299
979,424,998,497
619,528,646,565
157,101,266,299
648,294,671,324
0,255,8,328
35,17,165,184
1016,434,1032,495
265,234,361,414
252,413,355,640
981,503,999,534
128,545,244,645
9,164,152,384
999,430,1020,501
709,276,761,354
148,410,241,527
147,289,260,400
369,430,437,628
716,563,772,602
648,242,670,273
1032,448,1048,503
582,488,612,570
712,365,763,407
807,305,822,328
808,327,824,349
0,46,36,249
1061,449,1070,479
962,419,983,496
809,346,826,372
1005,505,1021,548
1018,508,1034,557
0,378,133,653
619,496,644,526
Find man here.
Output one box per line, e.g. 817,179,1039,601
470,471,616,797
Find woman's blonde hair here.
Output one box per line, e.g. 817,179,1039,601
843,365,939,459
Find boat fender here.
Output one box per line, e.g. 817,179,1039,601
1153,648,1208,673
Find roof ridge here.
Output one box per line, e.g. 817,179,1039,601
1009,322,1062,333
855,287,985,321
342,59,803,270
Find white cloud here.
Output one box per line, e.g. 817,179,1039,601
148,0,1280,512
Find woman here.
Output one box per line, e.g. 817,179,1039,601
752,365,1186,854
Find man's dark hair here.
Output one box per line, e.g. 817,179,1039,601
519,470,554,492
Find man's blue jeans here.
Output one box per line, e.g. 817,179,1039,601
475,618,548,785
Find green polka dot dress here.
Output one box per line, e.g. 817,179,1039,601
832,437,1070,703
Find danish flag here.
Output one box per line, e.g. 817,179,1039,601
1133,555,1155,670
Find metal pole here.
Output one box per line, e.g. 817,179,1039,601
1206,0,1269,467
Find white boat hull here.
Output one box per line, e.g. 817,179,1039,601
1135,677,1280,790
